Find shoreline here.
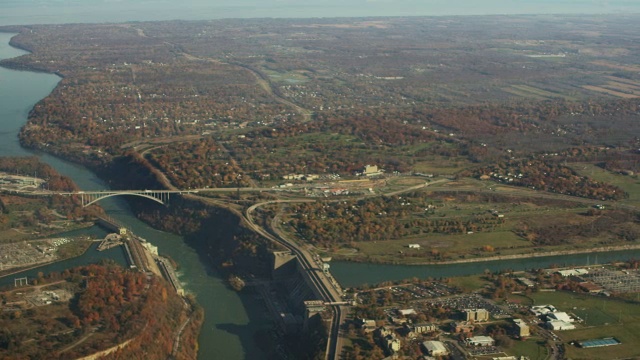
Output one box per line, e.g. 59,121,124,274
0,237,94,279
336,243,640,266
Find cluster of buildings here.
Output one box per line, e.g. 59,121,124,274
375,326,402,354
530,304,576,330
282,173,320,181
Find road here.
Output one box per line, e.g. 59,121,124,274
245,200,346,360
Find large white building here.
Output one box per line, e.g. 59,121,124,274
547,311,573,323
422,341,448,357
467,336,495,347
546,320,575,331
530,304,557,316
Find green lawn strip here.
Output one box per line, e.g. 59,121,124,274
350,231,529,262
448,275,491,293
508,337,548,360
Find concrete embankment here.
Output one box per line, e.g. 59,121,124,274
416,244,640,265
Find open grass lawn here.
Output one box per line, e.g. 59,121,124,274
412,155,473,175
508,338,548,360
350,230,530,263
0,228,32,243
448,275,491,292
528,291,640,359
570,163,640,206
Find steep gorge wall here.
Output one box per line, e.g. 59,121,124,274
100,153,273,278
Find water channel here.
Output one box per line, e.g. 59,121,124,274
0,32,268,360
3,27,640,360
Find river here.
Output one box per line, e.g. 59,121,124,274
0,32,268,360
331,248,640,288
3,14,640,360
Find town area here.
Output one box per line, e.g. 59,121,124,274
341,261,640,360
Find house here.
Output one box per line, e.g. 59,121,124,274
466,336,495,347
422,341,448,357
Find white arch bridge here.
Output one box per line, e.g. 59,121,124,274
56,190,199,207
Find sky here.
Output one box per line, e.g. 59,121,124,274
0,0,639,26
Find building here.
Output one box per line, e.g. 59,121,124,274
530,304,557,316
362,164,383,177
364,165,379,174
465,308,489,322
547,312,573,323
408,244,421,249
467,336,495,347
517,277,536,288
398,308,417,316
385,337,401,353
412,323,437,334
513,319,530,338
423,341,448,357
546,320,575,331
556,268,589,277
579,282,603,293
452,321,475,334
359,319,377,333
376,326,394,338
376,326,401,354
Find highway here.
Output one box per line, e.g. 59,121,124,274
245,200,346,360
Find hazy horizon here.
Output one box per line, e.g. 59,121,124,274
1,0,640,26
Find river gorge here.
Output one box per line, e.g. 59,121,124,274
3,28,640,360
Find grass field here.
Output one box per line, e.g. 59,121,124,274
412,155,473,175
448,275,491,292
350,230,530,263
525,291,640,359
570,163,640,206
508,338,548,360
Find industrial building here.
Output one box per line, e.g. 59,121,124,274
556,268,589,277
546,320,575,331
547,311,573,323
466,336,495,347
422,341,448,357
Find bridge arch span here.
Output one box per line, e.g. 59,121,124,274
82,192,166,207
